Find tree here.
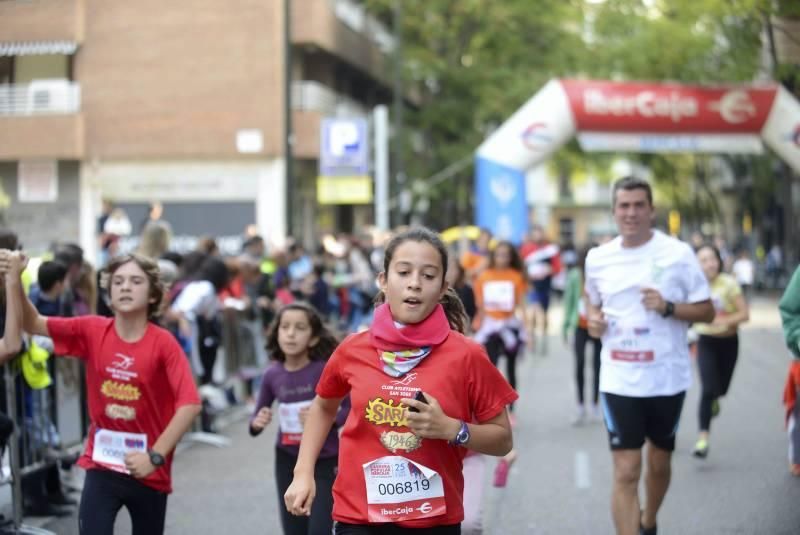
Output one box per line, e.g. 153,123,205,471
365,0,794,235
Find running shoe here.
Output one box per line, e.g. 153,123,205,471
639,523,657,535
790,463,800,477
692,437,709,458
493,459,510,487
711,399,720,418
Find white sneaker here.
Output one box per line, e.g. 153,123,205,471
589,404,602,422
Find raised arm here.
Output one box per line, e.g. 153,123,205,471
9,255,49,338
0,250,24,361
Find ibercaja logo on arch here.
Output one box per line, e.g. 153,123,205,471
786,124,800,148
521,122,553,151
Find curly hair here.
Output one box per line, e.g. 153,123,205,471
104,253,165,318
265,302,339,363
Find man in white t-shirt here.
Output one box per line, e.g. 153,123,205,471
585,177,714,535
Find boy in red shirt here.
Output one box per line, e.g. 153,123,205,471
11,252,201,535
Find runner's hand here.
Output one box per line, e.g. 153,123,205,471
298,406,309,427
402,392,461,441
0,249,11,275
9,251,27,276
284,474,315,516
251,407,272,431
587,310,607,338
124,451,157,479
640,287,666,314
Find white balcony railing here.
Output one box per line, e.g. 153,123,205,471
292,80,368,117
332,0,396,53
0,80,81,116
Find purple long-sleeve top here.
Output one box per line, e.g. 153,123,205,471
249,360,349,459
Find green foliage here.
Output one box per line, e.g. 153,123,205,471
363,0,791,228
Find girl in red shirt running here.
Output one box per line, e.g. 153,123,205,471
11,253,201,535
285,227,517,534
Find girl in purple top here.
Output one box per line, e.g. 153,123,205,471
250,302,348,535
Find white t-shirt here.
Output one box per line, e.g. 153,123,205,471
585,230,710,397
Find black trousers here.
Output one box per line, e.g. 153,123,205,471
574,327,601,405
697,334,739,432
78,469,168,535
275,446,337,535
484,331,520,409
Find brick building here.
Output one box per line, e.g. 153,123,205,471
0,0,395,258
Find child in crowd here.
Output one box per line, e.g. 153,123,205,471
249,302,347,535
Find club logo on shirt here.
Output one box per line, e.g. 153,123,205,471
380,431,422,453
113,353,135,369
105,403,136,421
391,373,418,386
106,353,138,382
101,380,141,402
365,397,408,427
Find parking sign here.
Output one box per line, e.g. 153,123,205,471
320,118,369,176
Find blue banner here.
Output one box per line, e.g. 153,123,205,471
475,157,528,244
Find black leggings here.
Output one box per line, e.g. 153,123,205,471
275,446,337,535
574,327,601,405
335,522,461,534
697,334,739,432
484,332,520,408
78,468,168,535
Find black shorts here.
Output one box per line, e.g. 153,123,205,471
600,391,686,451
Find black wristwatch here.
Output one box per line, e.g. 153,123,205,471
449,421,470,447
661,301,675,318
148,450,165,467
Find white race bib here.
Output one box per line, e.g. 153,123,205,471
92,428,147,474
278,400,313,445
362,456,446,523
606,322,657,363
483,280,515,312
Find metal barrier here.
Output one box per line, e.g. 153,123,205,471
181,307,268,449
1,364,63,535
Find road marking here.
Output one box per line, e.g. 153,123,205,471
575,450,591,489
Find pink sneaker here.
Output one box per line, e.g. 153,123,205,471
493,459,510,487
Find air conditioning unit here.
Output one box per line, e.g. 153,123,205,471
27,79,74,114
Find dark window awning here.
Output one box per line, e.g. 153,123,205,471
0,41,78,57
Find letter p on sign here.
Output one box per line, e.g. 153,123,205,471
328,121,360,157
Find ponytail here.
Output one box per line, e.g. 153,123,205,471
440,287,468,334
373,287,468,334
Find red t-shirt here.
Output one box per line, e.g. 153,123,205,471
317,330,518,528
47,316,200,493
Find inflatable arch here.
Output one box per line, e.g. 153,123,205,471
474,79,800,243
